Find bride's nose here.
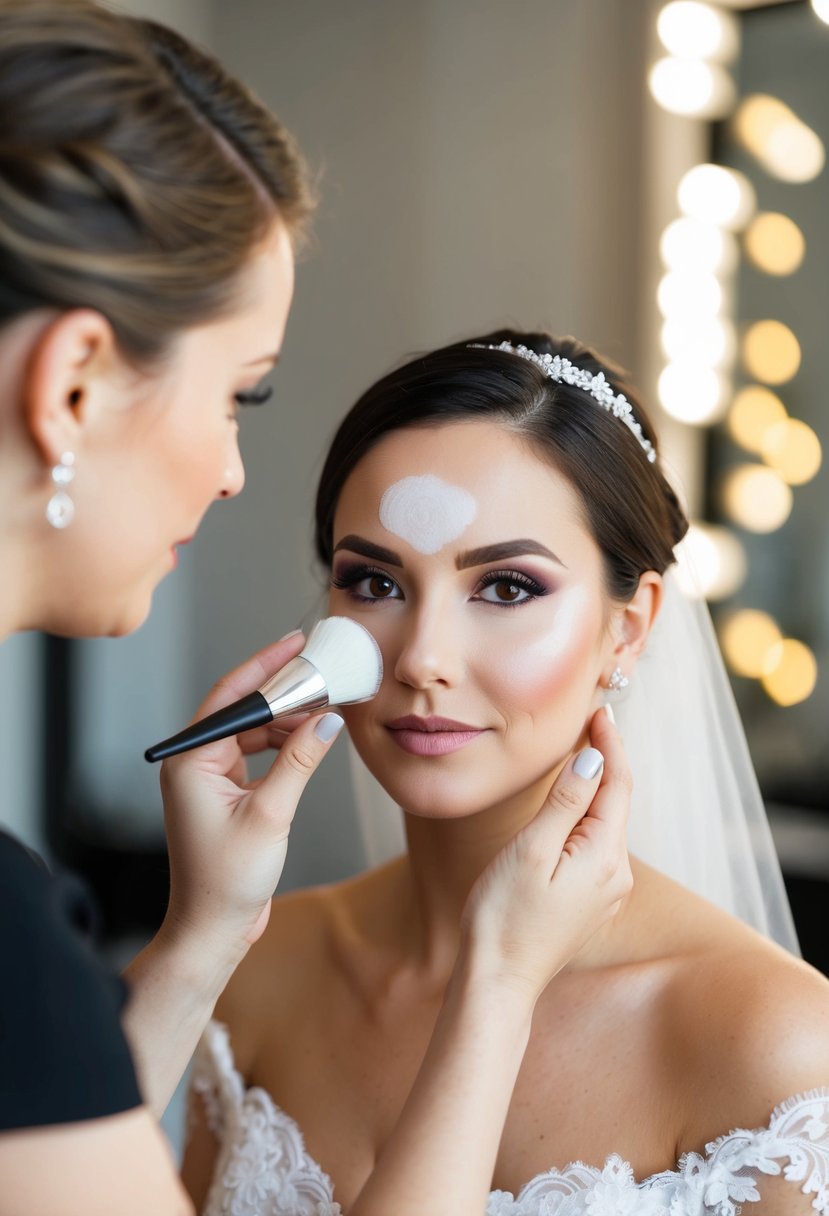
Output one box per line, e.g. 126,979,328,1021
393,602,464,690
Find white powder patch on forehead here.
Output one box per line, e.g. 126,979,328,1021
379,475,477,555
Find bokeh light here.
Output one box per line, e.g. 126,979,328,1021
762,638,818,706
661,317,735,368
649,58,736,119
660,218,738,275
732,94,825,183
661,316,734,367
742,320,801,385
762,418,823,486
813,0,829,26
727,385,788,454
722,463,793,532
657,271,723,320
744,213,805,276
658,362,727,424
677,163,756,230
675,522,747,600
657,1,739,61
721,609,782,677
765,119,825,183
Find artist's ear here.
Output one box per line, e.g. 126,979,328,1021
604,571,663,683
24,309,119,467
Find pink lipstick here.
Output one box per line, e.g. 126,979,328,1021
385,715,487,757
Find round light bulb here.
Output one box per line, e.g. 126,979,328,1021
721,463,793,532
649,57,736,119
657,2,740,61
720,609,782,678
661,318,736,368
658,362,727,424
657,270,723,320
765,120,825,183
660,218,738,274
727,385,788,455
674,522,747,600
744,212,805,277
742,320,801,385
761,418,822,486
761,638,818,706
677,163,756,230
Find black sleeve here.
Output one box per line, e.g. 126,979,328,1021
0,831,143,1131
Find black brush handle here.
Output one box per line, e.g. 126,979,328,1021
144,690,272,762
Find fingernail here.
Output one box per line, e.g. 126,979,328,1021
315,712,344,742
574,747,604,780
604,703,615,724
278,628,303,642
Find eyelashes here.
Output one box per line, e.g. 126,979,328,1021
330,564,400,602
477,568,549,605
330,563,550,608
234,384,274,407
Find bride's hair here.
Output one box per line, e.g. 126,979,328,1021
315,330,689,601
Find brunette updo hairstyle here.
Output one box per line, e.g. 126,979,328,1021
315,331,689,603
0,0,313,365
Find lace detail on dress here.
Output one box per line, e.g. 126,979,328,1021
489,1089,829,1215
189,1022,829,1216
190,1022,341,1216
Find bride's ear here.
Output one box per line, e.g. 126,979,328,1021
604,571,663,684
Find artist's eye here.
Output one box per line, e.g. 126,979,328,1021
331,565,403,603
234,384,274,408
475,570,548,607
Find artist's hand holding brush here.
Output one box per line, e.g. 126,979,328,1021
122,631,344,1117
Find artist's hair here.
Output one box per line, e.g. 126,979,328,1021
314,330,689,602
0,0,313,364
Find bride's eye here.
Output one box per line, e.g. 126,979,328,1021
330,565,403,603
475,570,547,607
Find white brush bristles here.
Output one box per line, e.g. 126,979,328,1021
301,617,383,705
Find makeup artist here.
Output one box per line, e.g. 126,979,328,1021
0,3,632,1214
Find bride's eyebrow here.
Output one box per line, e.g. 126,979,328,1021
333,535,403,567
457,540,567,569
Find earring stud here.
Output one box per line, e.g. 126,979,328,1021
607,666,629,692
46,451,76,529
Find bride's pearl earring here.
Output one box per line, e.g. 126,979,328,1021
46,451,76,529
607,666,629,692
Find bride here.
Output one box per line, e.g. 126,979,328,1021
182,332,829,1214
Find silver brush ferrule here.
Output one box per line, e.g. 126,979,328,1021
259,655,329,718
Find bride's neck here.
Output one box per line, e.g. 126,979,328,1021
397,766,564,971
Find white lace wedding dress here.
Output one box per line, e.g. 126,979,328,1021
189,1021,829,1216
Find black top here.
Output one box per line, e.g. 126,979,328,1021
0,830,142,1131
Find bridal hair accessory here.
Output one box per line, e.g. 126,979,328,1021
46,451,76,529
607,666,629,692
468,341,657,463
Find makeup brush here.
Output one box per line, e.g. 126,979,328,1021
144,616,382,763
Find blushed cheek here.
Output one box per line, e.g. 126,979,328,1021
483,587,602,716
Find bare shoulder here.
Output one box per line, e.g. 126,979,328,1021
671,912,829,1147
213,862,394,1074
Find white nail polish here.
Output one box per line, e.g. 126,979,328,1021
315,712,344,742
574,747,604,780
277,628,303,642
604,703,615,724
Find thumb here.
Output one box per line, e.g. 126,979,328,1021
252,712,345,821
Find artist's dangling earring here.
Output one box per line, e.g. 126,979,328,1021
606,666,629,692
46,452,76,529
